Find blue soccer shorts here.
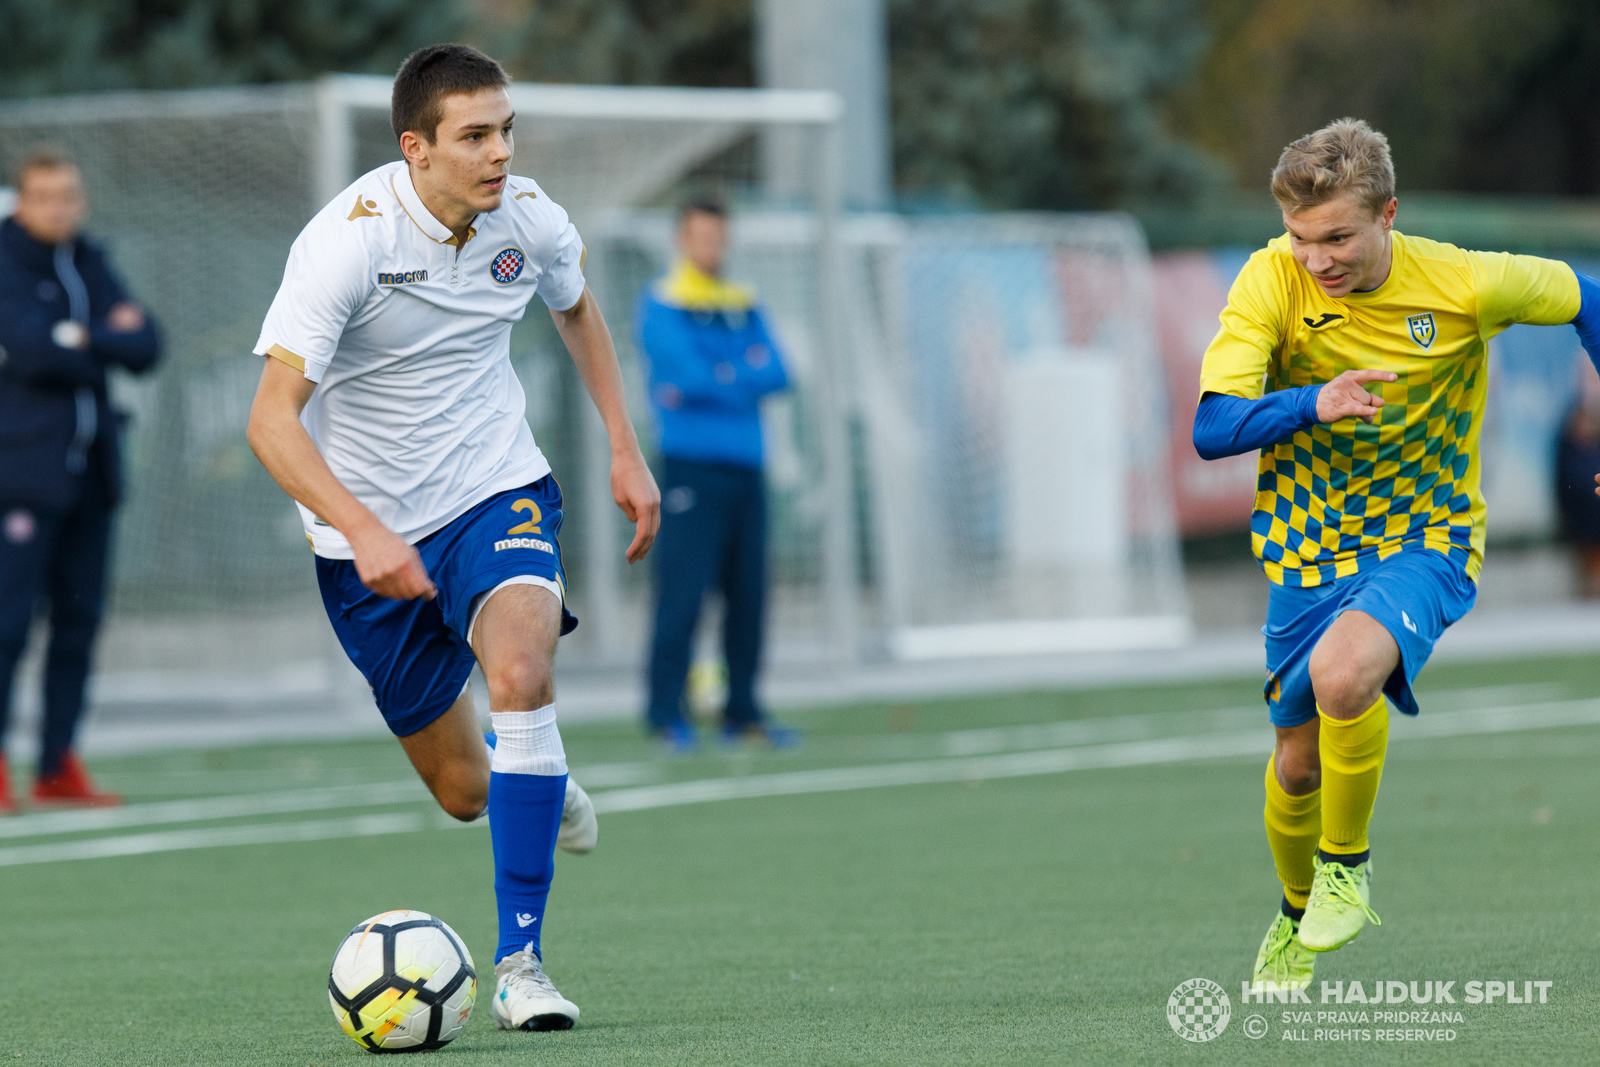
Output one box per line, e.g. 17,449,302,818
1262,548,1477,728
315,476,576,738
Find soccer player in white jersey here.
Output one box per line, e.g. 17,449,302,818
246,45,660,1032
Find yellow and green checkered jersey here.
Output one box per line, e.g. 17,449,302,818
1199,230,1580,587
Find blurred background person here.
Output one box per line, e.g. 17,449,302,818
636,198,795,752
1556,356,1600,598
0,148,162,812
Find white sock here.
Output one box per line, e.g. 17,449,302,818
489,705,567,777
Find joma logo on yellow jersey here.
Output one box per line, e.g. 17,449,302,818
377,270,428,285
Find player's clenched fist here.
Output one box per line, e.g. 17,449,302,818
349,525,437,600
1316,368,1398,425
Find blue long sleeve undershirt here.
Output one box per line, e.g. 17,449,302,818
1193,269,1600,462
1192,386,1322,460
1572,270,1600,371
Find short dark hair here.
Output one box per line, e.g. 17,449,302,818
677,195,727,225
14,145,77,191
391,44,510,145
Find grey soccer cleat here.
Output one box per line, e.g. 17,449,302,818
557,777,597,854
492,944,579,1031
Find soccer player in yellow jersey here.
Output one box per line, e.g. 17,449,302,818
1193,118,1600,990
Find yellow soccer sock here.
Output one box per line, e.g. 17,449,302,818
1318,698,1389,856
1263,755,1321,909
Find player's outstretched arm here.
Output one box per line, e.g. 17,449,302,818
550,286,661,563
245,356,436,599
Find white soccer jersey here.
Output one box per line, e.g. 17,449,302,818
254,160,586,558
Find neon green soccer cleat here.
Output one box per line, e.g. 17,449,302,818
1253,910,1315,990
1299,856,1381,952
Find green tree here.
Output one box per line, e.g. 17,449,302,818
0,0,460,98
478,0,753,88
3,0,1230,211
481,0,1228,210
1178,0,1600,196
886,0,1229,210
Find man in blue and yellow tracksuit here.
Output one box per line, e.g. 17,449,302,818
0,150,161,811
635,200,791,750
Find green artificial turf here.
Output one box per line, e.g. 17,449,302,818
3,655,1598,1065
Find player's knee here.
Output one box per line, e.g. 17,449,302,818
1308,646,1371,717
438,781,488,823
484,653,554,710
441,799,485,823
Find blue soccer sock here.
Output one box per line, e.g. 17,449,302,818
487,706,567,964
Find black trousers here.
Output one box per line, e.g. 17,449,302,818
0,474,113,775
646,458,767,732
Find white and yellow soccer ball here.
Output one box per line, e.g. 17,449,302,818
328,910,477,1053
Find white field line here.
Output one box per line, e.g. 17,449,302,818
1,696,1597,869
1390,698,1600,739
589,730,1273,814
4,682,1556,834
592,696,1600,814
0,759,665,842
0,814,422,868
0,781,430,840
89,757,660,800
800,682,1565,763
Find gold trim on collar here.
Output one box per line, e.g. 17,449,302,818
347,195,383,221
266,344,307,372
390,176,479,247
515,190,537,200
390,175,447,244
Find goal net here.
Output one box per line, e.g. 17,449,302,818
0,78,1187,748
590,211,1189,662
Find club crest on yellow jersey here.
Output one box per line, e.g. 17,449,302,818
1406,312,1436,350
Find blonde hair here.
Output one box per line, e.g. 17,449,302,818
1270,118,1394,216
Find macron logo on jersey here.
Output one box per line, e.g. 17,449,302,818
377,270,429,285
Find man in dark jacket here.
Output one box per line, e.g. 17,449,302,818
0,149,161,812
635,199,794,751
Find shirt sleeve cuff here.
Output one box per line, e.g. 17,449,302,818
258,342,324,382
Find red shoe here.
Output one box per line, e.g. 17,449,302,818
31,751,121,808
0,756,16,816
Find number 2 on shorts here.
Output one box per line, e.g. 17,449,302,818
507,498,542,535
